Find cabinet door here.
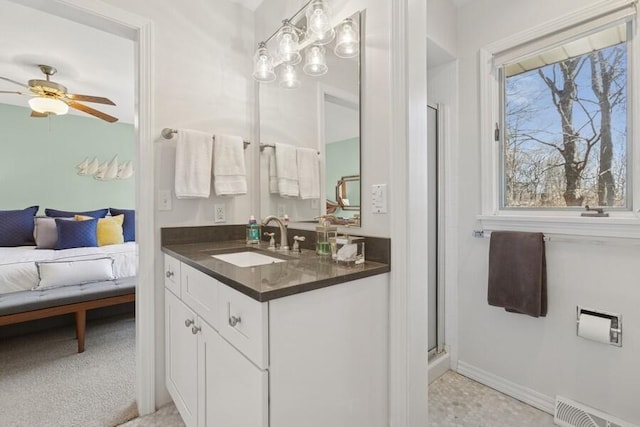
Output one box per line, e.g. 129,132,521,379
165,289,199,427
199,321,268,427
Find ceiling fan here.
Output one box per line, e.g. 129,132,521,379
0,64,118,123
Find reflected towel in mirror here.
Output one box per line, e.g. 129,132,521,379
268,148,279,194
297,147,320,199
275,143,299,197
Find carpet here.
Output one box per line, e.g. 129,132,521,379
0,314,137,427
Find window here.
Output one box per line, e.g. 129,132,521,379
479,0,640,238
502,25,628,209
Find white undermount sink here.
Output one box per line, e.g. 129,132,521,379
211,251,286,267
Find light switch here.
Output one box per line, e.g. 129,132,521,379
372,184,387,214
158,190,172,211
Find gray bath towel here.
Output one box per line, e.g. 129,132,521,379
487,231,547,317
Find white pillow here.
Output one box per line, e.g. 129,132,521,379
34,257,115,289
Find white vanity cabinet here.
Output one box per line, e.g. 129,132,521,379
163,253,389,427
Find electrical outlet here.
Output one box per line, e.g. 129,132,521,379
277,204,286,218
214,204,226,223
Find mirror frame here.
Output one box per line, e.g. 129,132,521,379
336,174,360,210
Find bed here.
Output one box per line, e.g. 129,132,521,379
0,207,137,352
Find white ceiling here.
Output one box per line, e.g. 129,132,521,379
0,0,134,123
228,0,265,11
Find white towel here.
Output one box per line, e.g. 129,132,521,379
296,147,320,199
275,143,299,197
174,130,213,199
268,148,279,194
213,134,247,196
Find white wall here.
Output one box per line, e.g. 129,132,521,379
456,0,640,423
100,0,256,405
427,0,457,58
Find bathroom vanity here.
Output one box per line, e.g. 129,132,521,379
162,233,390,427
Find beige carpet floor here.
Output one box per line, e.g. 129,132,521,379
0,314,137,427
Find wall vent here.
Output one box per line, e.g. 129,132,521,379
554,396,634,427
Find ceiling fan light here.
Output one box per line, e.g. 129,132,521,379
28,96,69,115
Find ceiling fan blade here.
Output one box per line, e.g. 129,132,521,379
65,93,116,105
0,90,26,95
0,76,29,89
67,100,118,123
31,110,48,118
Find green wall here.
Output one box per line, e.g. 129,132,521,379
326,137,360,218
0,103,134,213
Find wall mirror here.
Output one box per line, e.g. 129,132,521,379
258,9,361,226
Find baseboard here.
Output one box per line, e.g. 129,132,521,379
428,352,450,384
456,361,555,415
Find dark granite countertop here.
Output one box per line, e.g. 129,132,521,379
162,240,390,302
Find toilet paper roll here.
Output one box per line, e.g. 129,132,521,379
578,313,611,344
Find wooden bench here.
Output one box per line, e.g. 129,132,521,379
0,277,136,353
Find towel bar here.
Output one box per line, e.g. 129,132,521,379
161,128,250,149
260,143,319,155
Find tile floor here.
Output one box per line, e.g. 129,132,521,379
121,370,556,426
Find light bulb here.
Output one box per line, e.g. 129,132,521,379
334,18,359,58
252,44,276,82
279,64,301,89
305,0,333,38
277,24,301,65
303,45,328,77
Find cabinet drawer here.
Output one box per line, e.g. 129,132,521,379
218,284,268,369
164,255,181,296
181,263,219,331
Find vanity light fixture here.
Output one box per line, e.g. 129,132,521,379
303,45,328,76
334,18,359,58
305,0,334,43
276,21,302,65
279,64,301,89
252,0,357,87
252,42,277,82
28,96,69,115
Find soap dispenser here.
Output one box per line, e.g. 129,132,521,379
246,215,261,244
315,217,337,256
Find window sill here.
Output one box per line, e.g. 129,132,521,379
477,213,640,239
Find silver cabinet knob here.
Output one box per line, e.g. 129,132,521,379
191,325,201,335
229,315,242,327
185,319,194,327
166,270,174,278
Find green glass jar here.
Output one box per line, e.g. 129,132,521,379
315,224,337,256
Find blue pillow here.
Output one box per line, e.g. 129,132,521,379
45,208,108,218
0,206,39,247
55,218,98,250
109,208,135,242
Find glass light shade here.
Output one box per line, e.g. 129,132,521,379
303,45,328,76
276,24,302,65
309,27,335,46
252,45,276,82
279,64,301,89
28,96,69,115
334,18,359,58
306,0,332,38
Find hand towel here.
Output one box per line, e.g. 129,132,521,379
275,143,299,197
268,147,279,194
174,130,213,199
213,134,247,196
296,147,320,200
487,231,547,318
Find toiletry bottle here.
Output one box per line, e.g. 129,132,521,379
246,215,261,244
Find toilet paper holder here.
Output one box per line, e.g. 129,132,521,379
576,306,622,347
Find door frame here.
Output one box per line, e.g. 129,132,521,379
12,0,156,415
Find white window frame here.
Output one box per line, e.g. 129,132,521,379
479,0,640,239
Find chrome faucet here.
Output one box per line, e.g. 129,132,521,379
262,215,289,250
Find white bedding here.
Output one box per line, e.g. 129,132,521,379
0,242,138,295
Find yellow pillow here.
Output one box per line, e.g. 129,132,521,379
75,214,124,246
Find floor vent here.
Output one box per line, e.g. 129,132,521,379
554,396,632,427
